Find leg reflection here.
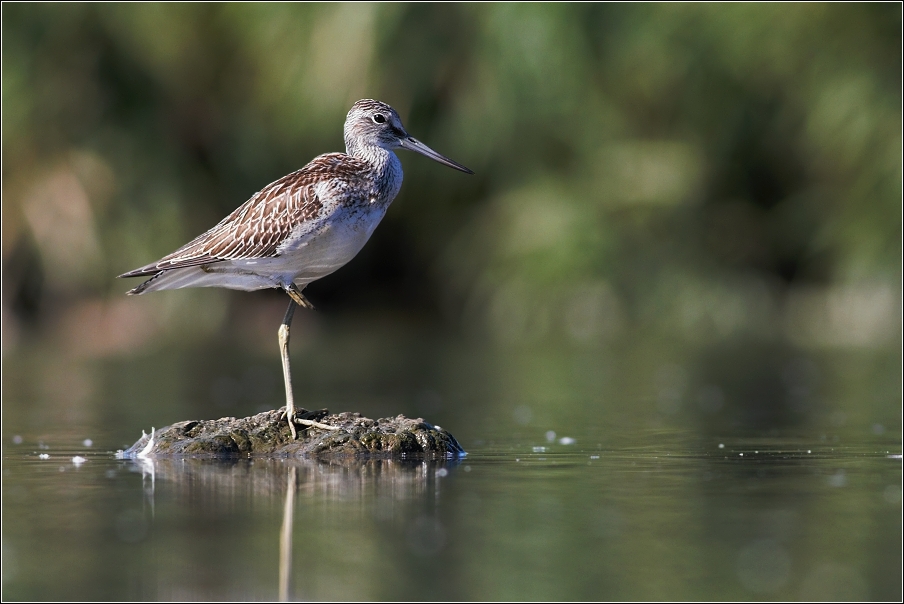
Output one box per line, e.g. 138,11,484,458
279,465,297,601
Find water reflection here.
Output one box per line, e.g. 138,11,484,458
129,456,461,503
279,466,295,602
120,456,461,600
2,439,900,601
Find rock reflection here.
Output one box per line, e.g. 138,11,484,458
129,456,460,500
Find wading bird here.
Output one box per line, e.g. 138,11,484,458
120,99,473,438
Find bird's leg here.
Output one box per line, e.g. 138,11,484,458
279,285,340,438
279,300,298,439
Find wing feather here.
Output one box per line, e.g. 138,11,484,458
119,153,365,278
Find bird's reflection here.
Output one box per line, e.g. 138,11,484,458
279,466,296,602
127,456,461,600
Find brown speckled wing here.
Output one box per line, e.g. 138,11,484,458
119,154,365,278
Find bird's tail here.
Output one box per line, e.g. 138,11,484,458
122,265,275,294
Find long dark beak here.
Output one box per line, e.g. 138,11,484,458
399,137,474,174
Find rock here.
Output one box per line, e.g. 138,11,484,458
119,408,466,459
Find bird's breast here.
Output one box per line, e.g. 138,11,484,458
275,202,388,285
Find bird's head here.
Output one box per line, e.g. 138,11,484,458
344,99,473,174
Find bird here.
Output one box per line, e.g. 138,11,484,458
119,99,473,439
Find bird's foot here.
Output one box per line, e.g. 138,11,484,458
293,417,342,432
284,409,298,440
282,408,340,437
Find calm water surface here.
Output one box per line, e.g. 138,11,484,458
3,432,901,601
2,317,901,600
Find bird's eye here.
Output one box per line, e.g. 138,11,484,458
373,114,386,124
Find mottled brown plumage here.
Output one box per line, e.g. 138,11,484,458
120,154,364,280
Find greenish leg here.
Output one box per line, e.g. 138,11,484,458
279,285,340,438
278,299,298,439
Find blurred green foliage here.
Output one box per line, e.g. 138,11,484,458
3,3,899,313
1,4,900,435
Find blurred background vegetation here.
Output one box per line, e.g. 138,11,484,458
2,3,901,442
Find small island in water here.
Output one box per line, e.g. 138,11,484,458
119,408,465,460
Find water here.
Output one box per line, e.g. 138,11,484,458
2,314,901,600
3,432,900,600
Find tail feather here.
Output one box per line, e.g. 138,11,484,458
126,272,164,295
122,265,275,294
